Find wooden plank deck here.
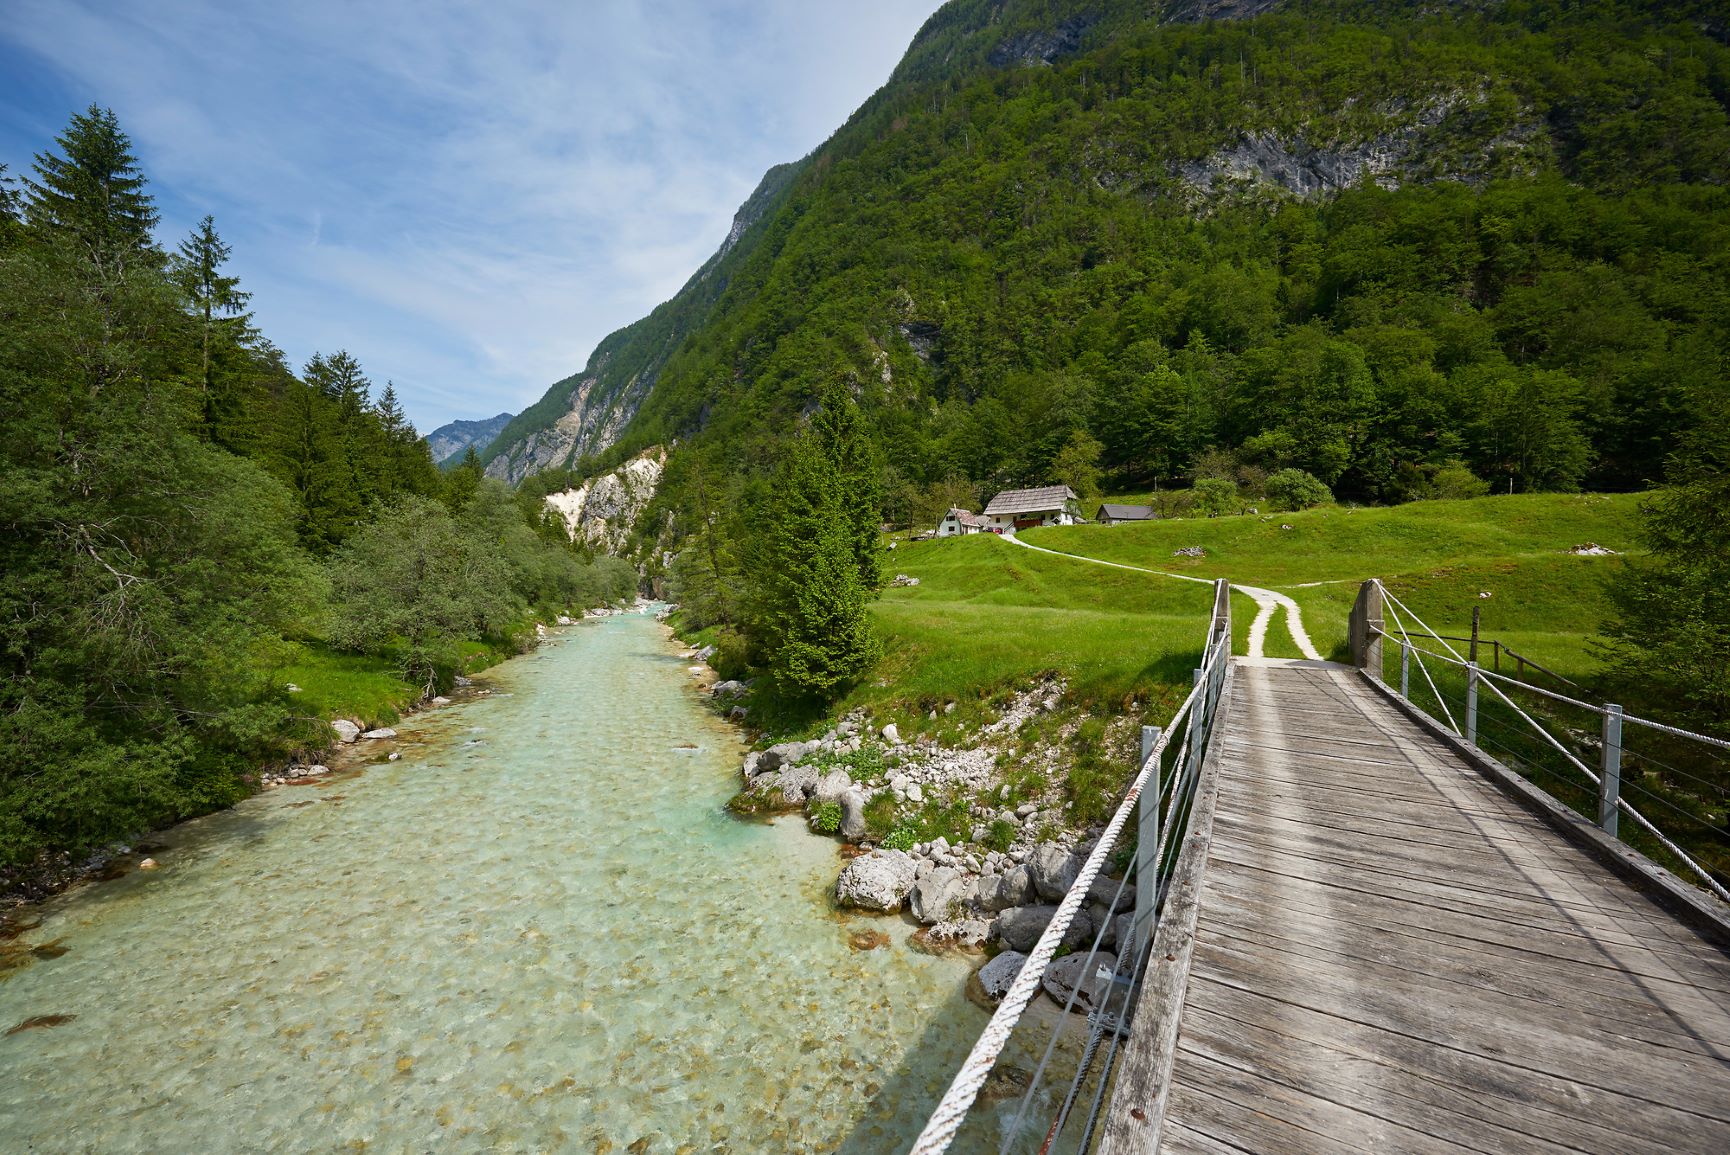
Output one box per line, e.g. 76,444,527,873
1159,659,1730,1155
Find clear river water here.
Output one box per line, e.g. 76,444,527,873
0,612,1010,1153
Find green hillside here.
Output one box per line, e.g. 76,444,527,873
604,0,1729,541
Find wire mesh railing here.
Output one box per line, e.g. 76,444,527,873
910,579,1233,1155
1363,579,1730,904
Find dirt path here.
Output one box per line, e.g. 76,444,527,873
1002,534,1323,661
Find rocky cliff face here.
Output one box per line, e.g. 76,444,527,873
484,353,640,484
482,160,805,485
543,446,667,554
424,412,514,465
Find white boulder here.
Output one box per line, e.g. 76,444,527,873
836,850,917,912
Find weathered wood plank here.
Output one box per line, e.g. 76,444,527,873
1198,893,1730,1042
1208,816,1730,956
1122,661,1730,1155
1203,837,1730,966
1178,999,1712,1155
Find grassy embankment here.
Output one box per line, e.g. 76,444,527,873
1022,493,1642,679
271,627,554,734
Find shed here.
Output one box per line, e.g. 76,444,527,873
1095,503,1157,525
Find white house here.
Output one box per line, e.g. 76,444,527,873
937,507,987,537
982,485,1081,532
1095,503,1157,525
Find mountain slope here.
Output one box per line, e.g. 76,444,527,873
424,411,513,465
520,0,1727,581
481,159,806,483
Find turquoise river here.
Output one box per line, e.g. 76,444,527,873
0,612,1032,1153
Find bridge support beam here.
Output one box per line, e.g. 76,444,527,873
1349,580,1384,674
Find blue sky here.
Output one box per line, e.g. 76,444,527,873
0,1,942,432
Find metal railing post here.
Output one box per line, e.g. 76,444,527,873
1465,661,1479,745
1599,704,1623,838
1400,642,1410,698
1132,725,1163,961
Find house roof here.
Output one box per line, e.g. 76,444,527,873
983,485,1079,516
1097,503,1156,521
944,507,986,527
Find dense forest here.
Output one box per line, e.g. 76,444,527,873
0,109,636,873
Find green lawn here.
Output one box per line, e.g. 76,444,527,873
1022,494,1642,679
274,643,421,728
856,533,1218,733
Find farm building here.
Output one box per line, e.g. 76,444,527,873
1095,503,1157,525
937,507,987,537
982,485,1081,532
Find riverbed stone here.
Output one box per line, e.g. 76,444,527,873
976,951,1027,1002
777,762,818,804
835,850,917,912
331,720,361,744
1087,873,1134,911
909,866,972,925
996,904,1093,951
978,863,1036,913
839,789,869,841
1042,951,1118,1011
361,727,397,740
1030,844,1082,901
810,769,854,808
996,905,1057,951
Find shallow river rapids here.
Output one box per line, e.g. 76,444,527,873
0,612,1036,1152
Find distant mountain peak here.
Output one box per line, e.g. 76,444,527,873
424,411,515,465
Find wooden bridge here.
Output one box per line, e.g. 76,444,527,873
915,581,1730,1155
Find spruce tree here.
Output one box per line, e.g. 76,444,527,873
0,163,19,230
23,105,159,277
751,429,880,701
304,350,371,414
171,215,251,397
811,379,884,591
375,382,410,442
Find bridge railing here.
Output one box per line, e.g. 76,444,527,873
910,579,1232,1155
1352,579,1730,904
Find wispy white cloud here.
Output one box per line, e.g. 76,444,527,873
0,0,941,431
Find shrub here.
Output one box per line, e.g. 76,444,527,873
1191,477,1239,517
1427,460,1491,500
880,825,917,852
710,628,753,681
811,801,842,834
1264,468,1332,511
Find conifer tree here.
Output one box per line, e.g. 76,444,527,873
171,215,252,397
811,378,884,592
375,382,410,442
750,428,880,701
23,105,159,278
304,350,371,414
445,445,484,512
0,163,19,231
